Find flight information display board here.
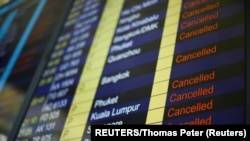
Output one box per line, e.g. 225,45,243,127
9,0,246,141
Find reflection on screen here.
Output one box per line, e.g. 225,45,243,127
0,0,72,139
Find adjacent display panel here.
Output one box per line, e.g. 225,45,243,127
0,0,72,140
4,0,247,141
15,0,108,140
0,0,44,137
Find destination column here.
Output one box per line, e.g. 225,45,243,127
82,1,169,138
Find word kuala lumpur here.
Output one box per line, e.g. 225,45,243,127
90,103,140,121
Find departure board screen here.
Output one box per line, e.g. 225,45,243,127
9,0,247,141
